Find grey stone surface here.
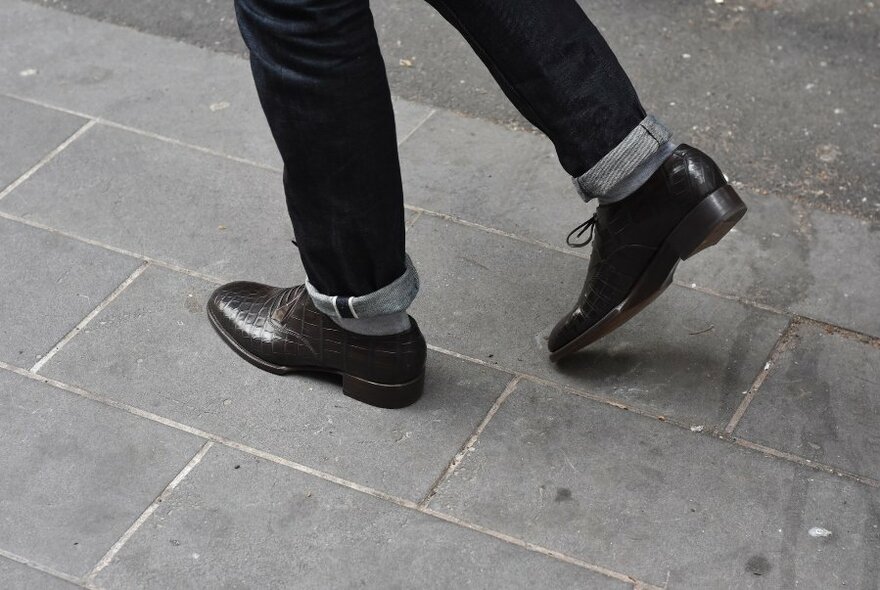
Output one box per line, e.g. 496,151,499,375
430,380,880,589
0,218,142,366
0,1,432,169
0,94,86,189
407,214,788,429
0,124,298,287
400,110,586,247
0,559,77,590
96,445,627,589
794,211,880,337
737,323,880,481
0,369,204,577
678,195,880,338
677,191,814,310
40,265,513,501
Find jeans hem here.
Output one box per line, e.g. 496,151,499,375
573,115,672,203
306,254,419,319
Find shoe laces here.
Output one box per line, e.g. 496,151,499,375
566,214,597,248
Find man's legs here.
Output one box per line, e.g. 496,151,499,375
235,0,674,319
209,0,744,404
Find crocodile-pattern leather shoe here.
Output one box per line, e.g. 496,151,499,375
207,283,426,408
548,144,747,361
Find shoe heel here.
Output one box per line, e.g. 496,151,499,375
342,372,424,409
667,185,747,260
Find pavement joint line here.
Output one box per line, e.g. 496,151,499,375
0,210,226,285
397,108,437,147
85,441,215,583
30,262,150,374
1,92,95,120
425,343,518,376
0,359,657,588
418,375,523,508
671,280,790,317
404,210,423,230
0,92,284,175
0,546,87,588
730,437,880,489
522,373,697,430
404,203,590,260
417,507,660,590
797,315,880,349
0,119,96,202
724,317,800,434
97,119,283,174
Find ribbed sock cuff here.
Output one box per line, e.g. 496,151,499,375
306,254,419,319
573,115,673,204
330,313,412,336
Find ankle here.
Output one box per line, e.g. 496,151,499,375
330,312,412,336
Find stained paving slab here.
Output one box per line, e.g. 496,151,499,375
429,379,880,589
736,322,880,481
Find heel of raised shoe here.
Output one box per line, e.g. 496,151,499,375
342,372,424,409
667,185,747,260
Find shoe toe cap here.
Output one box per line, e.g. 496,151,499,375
207,281,274,328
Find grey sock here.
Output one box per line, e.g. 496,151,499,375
331,312,412,336
599,141,678,205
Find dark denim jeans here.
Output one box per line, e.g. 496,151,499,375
235,0,655,317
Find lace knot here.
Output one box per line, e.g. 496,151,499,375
566,214,597,248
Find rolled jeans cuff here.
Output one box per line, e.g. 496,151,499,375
306,254,419,319
573,115,673,204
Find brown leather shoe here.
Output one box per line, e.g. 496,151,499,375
207,283,426,408
548,145,747,361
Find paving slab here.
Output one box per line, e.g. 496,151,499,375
96,445,627,589
793,211,880,337
736,323,880,481
679,195,880,338
0,123,298,286
0,94,86,190
0,1,432,169
0,369,205,577
676,192,813,312
0,218,142,367
407,214,788,429
0,559,77,590
430,379,880,589
40,265,513,501
400,110,586,247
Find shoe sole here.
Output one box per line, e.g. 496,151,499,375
207,306,424,409
549,184,748,362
